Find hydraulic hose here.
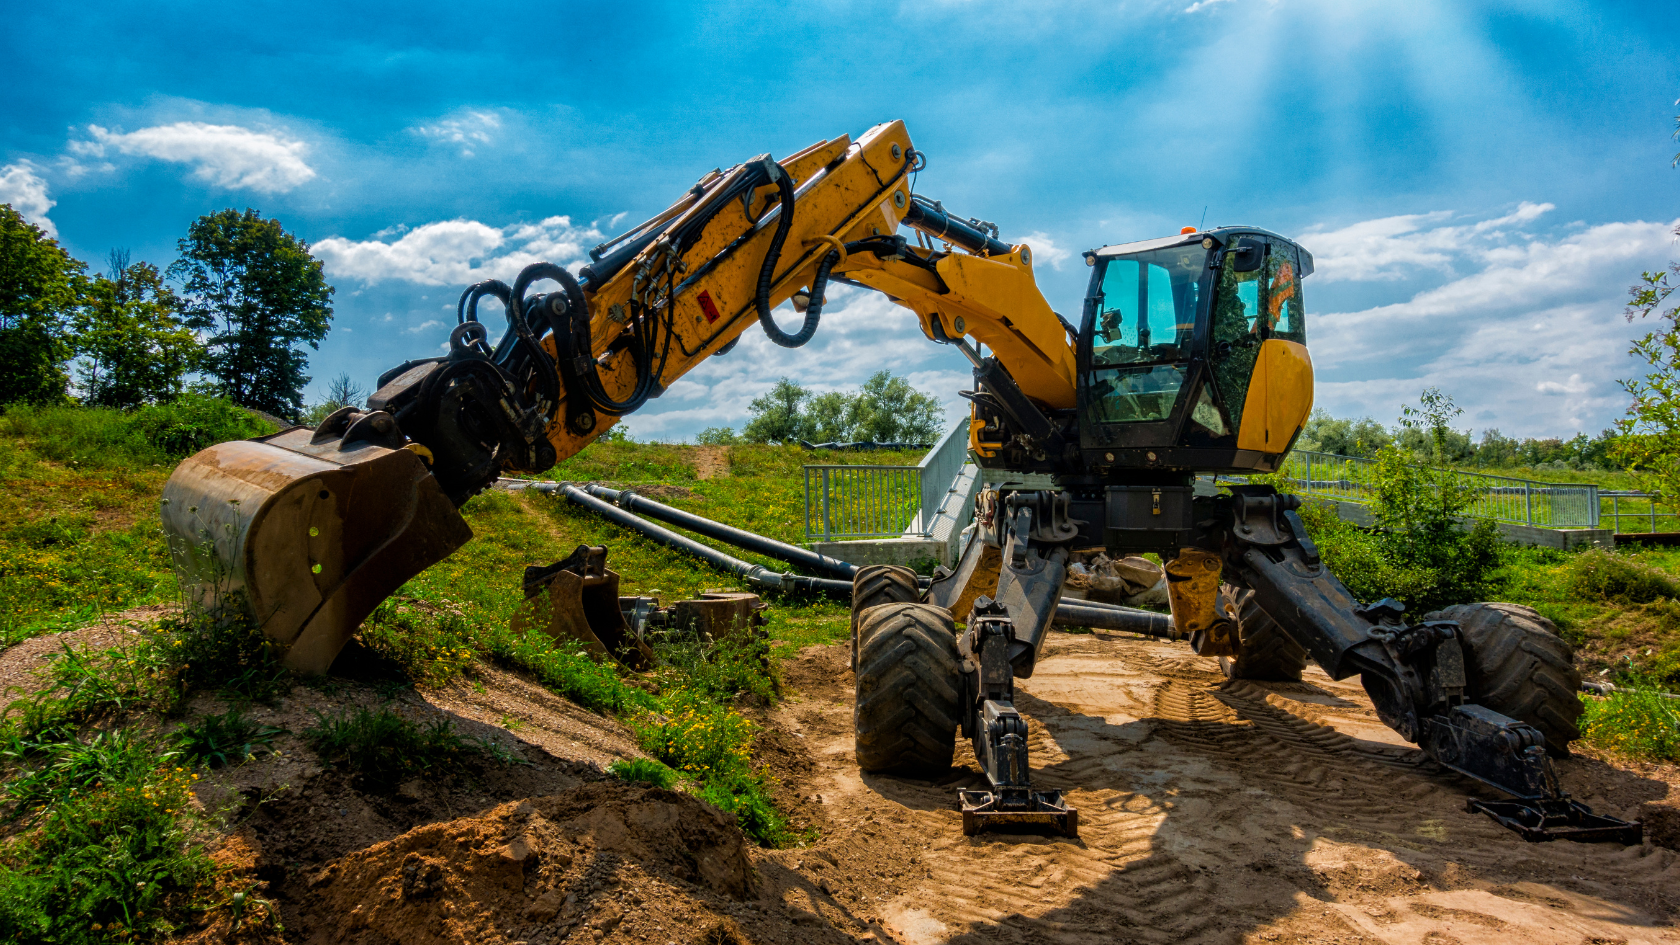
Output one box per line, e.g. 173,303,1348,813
583,483,856,579
754,167,820,348
557,483,852,596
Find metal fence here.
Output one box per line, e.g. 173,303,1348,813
1276,450,1601,529
802,421,971,541
1602,492,1680,534
803,465,923,540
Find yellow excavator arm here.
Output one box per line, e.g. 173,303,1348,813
161,120,1080,672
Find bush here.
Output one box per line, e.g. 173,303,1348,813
360,599,478,687
148,599,289,704
129,393,273,458
1565,549,1680,604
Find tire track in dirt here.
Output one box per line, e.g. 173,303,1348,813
774,634,1680,945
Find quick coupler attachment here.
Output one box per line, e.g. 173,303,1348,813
1423,704,1642,845
961,698,1079,838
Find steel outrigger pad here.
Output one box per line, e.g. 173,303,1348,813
959,787,1078,838
1466,797,1643,845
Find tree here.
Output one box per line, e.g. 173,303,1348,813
70,251,201,408
0,204,84,405
301,371,369,425
846,370,945,443
168,209,334,418
1296,409,1392,457
1612,235,1680,504
742,377,810,443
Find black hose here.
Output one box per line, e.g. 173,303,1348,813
755,168,821,348
584,484,856,579
559,484,852,596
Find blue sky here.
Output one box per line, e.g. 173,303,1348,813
3,0,1677,440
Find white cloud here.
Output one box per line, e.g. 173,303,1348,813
0,163,56,237
405,319,445,335
409,110,502,157
1014,231,1071,270
1308,207,1680,437
315,216,603,286
70,122,315,193
1299,202,1556,284
1184,0,1236,12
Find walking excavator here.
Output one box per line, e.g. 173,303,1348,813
161,121,1638,844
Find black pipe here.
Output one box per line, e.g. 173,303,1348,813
903,195,1014,258
583,483,857,579
1054,600,1177,639
558,483,852,596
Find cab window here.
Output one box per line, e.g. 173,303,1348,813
1084,245,1207,425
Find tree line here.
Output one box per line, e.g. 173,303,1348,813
0,205,332,418
700,372,948,446
1295,408,1625,472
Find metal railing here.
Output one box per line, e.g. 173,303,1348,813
1277,450,1601,529
803,420,971,541
803,465,923,540
1602,492,1680,534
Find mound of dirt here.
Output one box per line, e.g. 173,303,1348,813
293,783,754,945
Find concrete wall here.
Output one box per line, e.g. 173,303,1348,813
1311,497,1614,550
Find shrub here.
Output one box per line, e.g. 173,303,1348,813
148,599,288,704
129,393,273,458
0,395,273,469
1565,549,1680,604
360,599,478,687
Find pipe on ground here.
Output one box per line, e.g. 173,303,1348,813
583,483,856,579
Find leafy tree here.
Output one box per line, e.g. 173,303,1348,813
1296,409,1392,457
71,251,201,409
0,205,84,405
695,426,740,445
741,377,810,443
168,209,334,419
846,371,945,443
1613,223,1680,504
803,391,853,443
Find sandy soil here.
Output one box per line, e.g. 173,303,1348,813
10,615,1680,944
765,633,1680,945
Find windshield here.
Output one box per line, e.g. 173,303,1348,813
1085,244,1209,424
1211,237,1307,433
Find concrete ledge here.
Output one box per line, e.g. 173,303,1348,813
808,538,945,569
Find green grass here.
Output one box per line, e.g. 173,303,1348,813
303,707,508,789
171,708,283,769
607,757,679,789
1582,683,1680,762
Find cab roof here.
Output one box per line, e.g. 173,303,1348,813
1087,226,1313,275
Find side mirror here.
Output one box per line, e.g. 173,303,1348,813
1230,238,1265,273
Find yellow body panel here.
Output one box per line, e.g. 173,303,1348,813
1235,339,1314,454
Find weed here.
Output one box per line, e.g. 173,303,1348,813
147,600,289,704
1582,681,1680,762
303,707,498,789
3,643,158,741
172,708,283,769
608,757,679,789
359,598,478,687
0,732,213,943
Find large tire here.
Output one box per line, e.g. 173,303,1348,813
854,603,962,775
1426,602,1582,757
850,565,920,672
1217,585,1309,682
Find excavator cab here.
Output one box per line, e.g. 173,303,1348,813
1076,227,1316,476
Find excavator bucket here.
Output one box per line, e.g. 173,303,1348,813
514,546,657,670
161,422,473,674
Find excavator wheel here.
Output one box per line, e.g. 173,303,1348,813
854,602,961,776
1217,585,1310,682
850,565,920,673
1426,602,1582,757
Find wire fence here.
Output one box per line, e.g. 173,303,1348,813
1276,450,1602,528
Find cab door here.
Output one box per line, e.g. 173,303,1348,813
1210,237,1313,456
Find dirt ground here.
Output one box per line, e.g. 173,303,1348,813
10,622,1680,944
766,632,1680,945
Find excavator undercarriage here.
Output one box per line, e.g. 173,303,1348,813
855,482,1641,844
